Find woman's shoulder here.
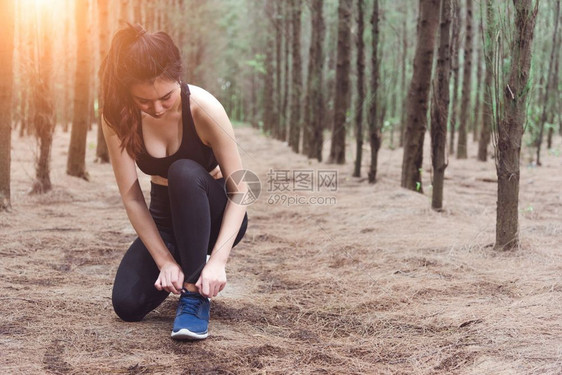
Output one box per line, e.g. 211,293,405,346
187,84,225,116
187,83,232,148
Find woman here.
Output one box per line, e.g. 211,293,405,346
99,23,249,340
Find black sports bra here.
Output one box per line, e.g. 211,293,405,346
135,83,219,179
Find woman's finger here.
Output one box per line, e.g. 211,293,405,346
170,269,182,293
172,278,182,293
201,279,210,297
177,271,185,290
166,273,179,294
212,286,219,298
168,279,179,294
154,276,162,290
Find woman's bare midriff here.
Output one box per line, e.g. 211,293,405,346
150,164,223,186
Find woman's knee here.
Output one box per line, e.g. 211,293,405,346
167,159,210,197
112,291,145,322
168,159,207,185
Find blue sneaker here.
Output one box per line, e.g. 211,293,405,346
171,288,210,340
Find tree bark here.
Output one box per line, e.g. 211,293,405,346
305,0,325,162
535,0,560,165
399,7,408,148
288,0,303,153
280,0,290,142
96,0,110,163
478,0,494,162
457,0,472,159
67,0,91,181
119,0,131,24
328,0,353,164
472,21,483,143
274,1,283,139
353,0,366,177
449,0,460,154
263,0,275,136
63,2,72,133
430,0,452,211
495,0,539,250
0,0,15,210
31,4,56,194
401,0,440,192
134,0,143,25
368,0,380,182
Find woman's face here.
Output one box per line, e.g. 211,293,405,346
129,76,181,119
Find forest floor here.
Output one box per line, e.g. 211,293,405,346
1,123,561,375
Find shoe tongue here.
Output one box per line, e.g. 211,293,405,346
181,288,201,297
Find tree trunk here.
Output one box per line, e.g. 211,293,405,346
305,0,325,162
20,2,35,137
0,0,15,210
478,0,494,162
324,5,338,138
368,0,381,182
328,0,353,164
134,0,142,25
401,0,440,192
263,0,275,136
31,4,56,194
119,0,131,24
430,0,452,211
281,0,290,142
67,0,91,181
63,2,72,133
449,0,460,154
472,20,483,143
457,0,472,159
495,0,539,250
353,0,365,178
96,0,110,163
389,38,399,148
399,8,408,148
304,0,325,162
275,1,283,139
303,19,313,158
535,0,560,165
288,0,302,153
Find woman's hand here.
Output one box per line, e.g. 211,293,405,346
195,259,226,298
209,165,223,179
154,261,184,295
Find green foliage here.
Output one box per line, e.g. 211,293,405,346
245,54,266,75
382,119,394,133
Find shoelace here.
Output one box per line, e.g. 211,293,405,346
178,289,204,315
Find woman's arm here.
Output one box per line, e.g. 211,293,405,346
190,86,248,297
101,116,184,294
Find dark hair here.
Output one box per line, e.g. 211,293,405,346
99,23,182,159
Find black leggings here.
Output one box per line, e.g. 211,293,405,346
112,159,249,322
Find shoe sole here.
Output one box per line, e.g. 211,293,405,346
171,328,208,340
